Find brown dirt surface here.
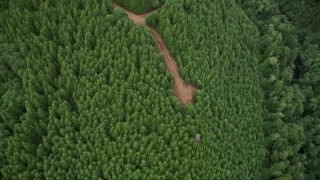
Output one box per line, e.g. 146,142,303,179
149,28,197,106
112,2,197,106
112,3,147,25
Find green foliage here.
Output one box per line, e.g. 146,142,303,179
237,0,320,179
114,0,163,14
146,12,160,27
1,0,198,178
154,0,266,178
0,29,26,179
1,0,318,179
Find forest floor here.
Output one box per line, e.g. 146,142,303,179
112,2,197,106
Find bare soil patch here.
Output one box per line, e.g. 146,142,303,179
149,28,196,105
113,2,197,106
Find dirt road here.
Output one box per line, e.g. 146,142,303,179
112,2,197,106
112,3,149,25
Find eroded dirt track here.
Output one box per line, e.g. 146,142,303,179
113,2,197,106
112,3,149,25
149,29,196,105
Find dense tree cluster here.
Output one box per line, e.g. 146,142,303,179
236,0,320,179
1,0,319,179
113,0,163,14
0,29,26,180
149,0,266,178
276,0,320,178
1,0,199,179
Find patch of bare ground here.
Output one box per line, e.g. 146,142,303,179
149,28,197,105
113,2,197,106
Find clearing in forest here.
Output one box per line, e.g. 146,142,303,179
112,2,197,106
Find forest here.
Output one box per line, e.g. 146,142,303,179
0,0,319,179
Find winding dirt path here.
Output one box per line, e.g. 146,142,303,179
112,2,197,106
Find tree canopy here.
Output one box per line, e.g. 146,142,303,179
0,0,319,179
